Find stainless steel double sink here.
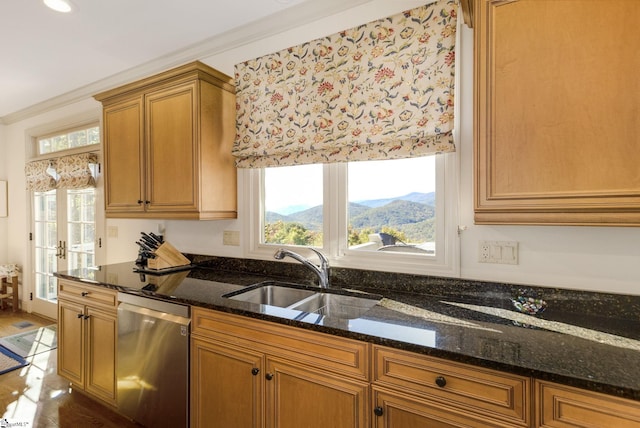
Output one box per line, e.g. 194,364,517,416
223,281,381,319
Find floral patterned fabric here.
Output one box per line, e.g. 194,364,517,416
233,0,457,168
25,160,56,191
56,153,98,189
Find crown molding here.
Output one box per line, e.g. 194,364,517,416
1,0,371,125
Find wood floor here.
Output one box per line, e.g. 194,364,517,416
0,311,140,427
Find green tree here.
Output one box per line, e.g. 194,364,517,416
265,221,321,246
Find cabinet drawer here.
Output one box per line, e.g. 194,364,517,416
373,345,530,427
192,308,370,381
58,280,118,310
536,381,640,427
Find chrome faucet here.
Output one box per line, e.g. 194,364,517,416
273,248,330,289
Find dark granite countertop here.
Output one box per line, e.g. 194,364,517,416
54,259,640,402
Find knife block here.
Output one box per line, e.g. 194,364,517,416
146,241,190,270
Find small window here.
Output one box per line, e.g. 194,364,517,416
263,164,323,246
37,125,100,155
253,153,459,277
347,157,436,255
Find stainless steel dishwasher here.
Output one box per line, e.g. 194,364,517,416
117,292,190,427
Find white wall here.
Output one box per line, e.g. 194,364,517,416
3,1,640,299
0,124,7,263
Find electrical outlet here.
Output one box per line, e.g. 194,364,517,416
479,241,491,261
223,230,240,246
479,240,518,264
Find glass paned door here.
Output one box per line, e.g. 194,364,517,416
67,188,96,269
34,191,58,308
32,187,100,318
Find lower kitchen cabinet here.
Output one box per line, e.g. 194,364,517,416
535,381,640,428
266,357,369,428
191,308,370,428
191,308,640,428
372,345,531,427
57,280,118,407
191,337,264,428
372,387,508,428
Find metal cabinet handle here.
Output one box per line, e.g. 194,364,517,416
435,376,447,388
77,313,83,319
265,373,274,381
251,368,260,376
83,315,90,320
374,406,384,416
81,291,89,297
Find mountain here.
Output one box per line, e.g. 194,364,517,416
265,192,436,242
355,192,435,208
349,200,435,229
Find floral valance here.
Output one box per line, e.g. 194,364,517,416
56,153,98,189
25,153,98,191
25,160,56,192
233,0,457,168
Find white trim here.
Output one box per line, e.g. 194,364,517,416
242,151,460,277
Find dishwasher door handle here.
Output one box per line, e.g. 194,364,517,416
118,302,191,326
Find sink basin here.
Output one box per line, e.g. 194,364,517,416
223,281,381,319
290,293,380,319
225,283,316,307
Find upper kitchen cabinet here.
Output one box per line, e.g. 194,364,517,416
473,0,640,225
95,61,237,220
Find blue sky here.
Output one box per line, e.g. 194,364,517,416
265,156,436,214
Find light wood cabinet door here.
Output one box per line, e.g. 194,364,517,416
372,387,508,428
85,307,117,406
95,61,237,220
266,357,369,428
473,0,640,225
191,308,369,428
57,281,118,407
58,299,85,387
191,337,264,428
536,381,640,428
145,83,198,213
103,96,144,214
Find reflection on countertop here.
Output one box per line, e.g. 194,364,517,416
54,259,640,402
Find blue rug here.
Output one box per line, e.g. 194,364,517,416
0,345,28,375
0,324,57,358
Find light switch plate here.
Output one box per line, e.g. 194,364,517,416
479,240,518,264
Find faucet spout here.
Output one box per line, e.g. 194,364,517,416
274,248,330,289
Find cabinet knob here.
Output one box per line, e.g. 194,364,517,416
145,200,150,205
77,313,83,319
374,406,384,417
137,200,143,204
435,376,447,388
265,373,274,381
83,315,90,320
251,368,260,376
81,291,89,297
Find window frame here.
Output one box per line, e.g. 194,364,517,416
243,151,460,278
26,118,105,317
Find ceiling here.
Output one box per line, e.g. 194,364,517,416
1,0,374,124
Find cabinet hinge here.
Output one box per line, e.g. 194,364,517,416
30,292,33,301
29,232,33,241
99,237,102,248
98,163,102,174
